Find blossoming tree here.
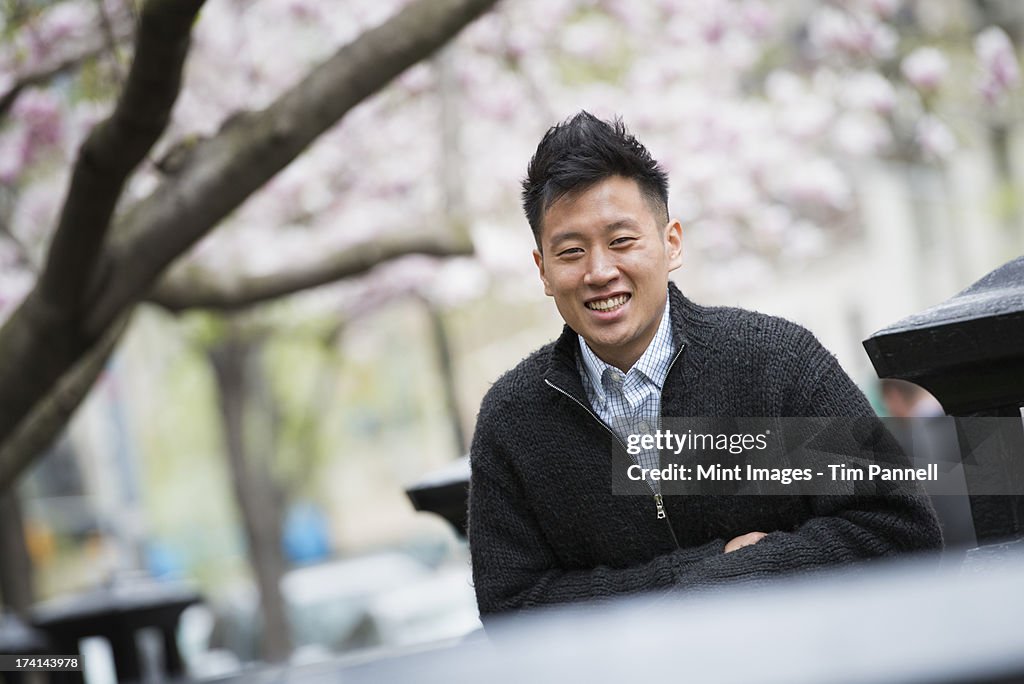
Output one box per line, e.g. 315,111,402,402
0,0,1019,660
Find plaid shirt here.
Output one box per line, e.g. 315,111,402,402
577,295,676,492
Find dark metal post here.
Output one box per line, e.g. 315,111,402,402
864,256,1024,542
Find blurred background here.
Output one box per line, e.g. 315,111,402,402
0,0,1021,679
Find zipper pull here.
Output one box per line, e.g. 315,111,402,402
654,494,667,520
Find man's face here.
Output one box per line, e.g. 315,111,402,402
533,175,683,371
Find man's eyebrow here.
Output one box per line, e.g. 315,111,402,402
548,220,639,248
604,219,639,232
549,230,585,248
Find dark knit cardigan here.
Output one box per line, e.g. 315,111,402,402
468,283,942,616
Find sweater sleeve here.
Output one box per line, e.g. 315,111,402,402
654,337,943,591
468,399,725,617
666,485,941,590
702,329,943,570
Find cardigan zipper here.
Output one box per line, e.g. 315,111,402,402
544,377,682,549
655,341,686,541
654,494,667,519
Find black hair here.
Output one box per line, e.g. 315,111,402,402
521,111,670,246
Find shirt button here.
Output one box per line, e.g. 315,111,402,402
638,421,652,434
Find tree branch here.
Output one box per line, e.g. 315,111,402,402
147,233,474,313
0,0,204,458
40,0,204,313
93,0,128,82
0,313,129,491
0,0,495,477
84,0,499,335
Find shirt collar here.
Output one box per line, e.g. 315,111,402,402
577,294,675,403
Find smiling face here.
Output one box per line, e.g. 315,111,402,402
533,175,683,371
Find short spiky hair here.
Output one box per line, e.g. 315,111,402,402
521,111,670,245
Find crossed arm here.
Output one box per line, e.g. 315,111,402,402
468,337,942,617
468,447,940,617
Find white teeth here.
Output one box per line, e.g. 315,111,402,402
586,294,628,311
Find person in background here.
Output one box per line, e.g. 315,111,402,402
881,379,976,549
880,379,944,418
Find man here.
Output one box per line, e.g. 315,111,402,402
468,111,941,618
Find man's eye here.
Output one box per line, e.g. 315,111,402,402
557,248,583,257
611,237,636,246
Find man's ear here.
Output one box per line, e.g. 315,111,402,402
664,219,683,272
533,248,553,296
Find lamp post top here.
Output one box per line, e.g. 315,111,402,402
864,256,1024,417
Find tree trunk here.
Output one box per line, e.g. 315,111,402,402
423,301,466,456
0,488,35,617
208,330,291,663
987,123,1023,253
0,0,499,491
430,47,468,457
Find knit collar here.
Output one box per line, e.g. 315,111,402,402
545,281,704,405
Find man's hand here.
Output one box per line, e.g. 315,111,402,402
724,531,767,553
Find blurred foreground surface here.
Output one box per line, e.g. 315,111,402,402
201,541,1024,684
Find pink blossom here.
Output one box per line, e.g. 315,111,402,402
864,0,902,20
738,133,790,182
396,63,434,96
0,89,64,183
842,71,896,115
13,89,63,150
0,0,921,316
33,1,94,50
601,0,659,34
975,26,1020,105
286,0,321,21
0,241,20,270
808,7,897,61
780,95,835,141
780,159,852,213
0,134,23,186
502,24,540,61
707,175,758,218
740,1,775,40
833,112,891,156
753,204,794,246
901,47,949,92
765,70,804,104
700,7,728,45
458,12,502,53
916,115,956,161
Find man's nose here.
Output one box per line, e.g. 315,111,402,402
583,249,618,287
